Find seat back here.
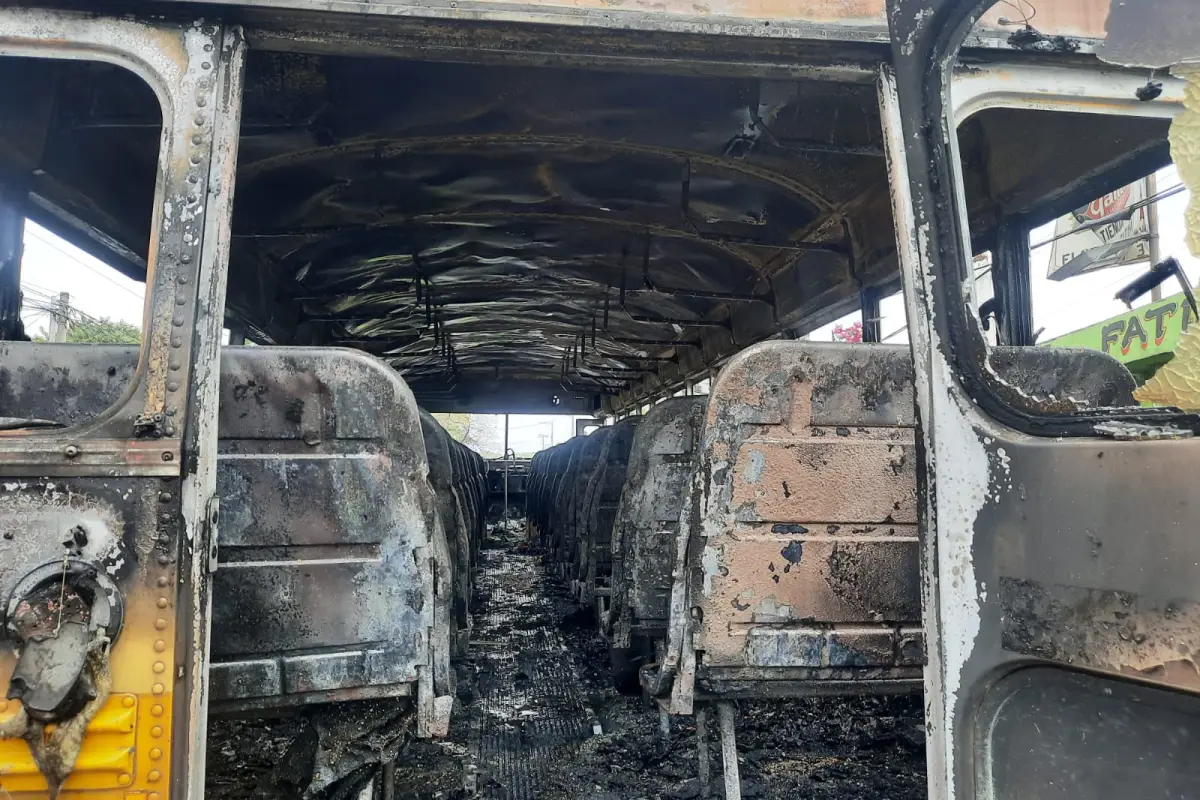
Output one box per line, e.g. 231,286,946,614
659,342,921,712
611,397,706,648
560,429,611,581
578,418,639,603
211,348,452,732
419,411,476,656
0,343,453,731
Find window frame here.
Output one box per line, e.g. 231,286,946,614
891,0,1200,437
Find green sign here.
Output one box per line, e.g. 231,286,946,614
1045,291,1194,374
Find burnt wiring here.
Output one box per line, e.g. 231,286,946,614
995,0,1038,27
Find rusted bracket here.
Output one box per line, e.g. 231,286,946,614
562,376,630,392
580,366,658,375
773,137,886,157
623,309,730,330
640,230,772,303
412,246,425,305
587,353,677,364
609,336,701,349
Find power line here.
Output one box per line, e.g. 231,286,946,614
1029,182,1187,251
24,228,145,302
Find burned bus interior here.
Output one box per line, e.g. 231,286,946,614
0,40,1179,418
1,2,1198,798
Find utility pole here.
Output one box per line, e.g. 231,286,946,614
48,291,71,342
502,413,510,532
1148,171,1163,301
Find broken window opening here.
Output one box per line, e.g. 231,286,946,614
0,54,161,430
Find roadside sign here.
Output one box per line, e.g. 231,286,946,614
1045,290,1193,375
1047,179,1151,281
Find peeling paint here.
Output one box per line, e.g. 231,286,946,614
743,449,765,484
700,545,721,597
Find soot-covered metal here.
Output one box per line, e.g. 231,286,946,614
0,51,900,412
227,55,894,411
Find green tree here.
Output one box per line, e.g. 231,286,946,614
434,413,472,442
66,317,141,344
431,413,501,456
36,317,141,344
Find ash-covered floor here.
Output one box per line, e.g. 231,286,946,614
207,525,928,799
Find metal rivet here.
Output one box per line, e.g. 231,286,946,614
154,639,167,652
195,115,205,126
167,382,179,392
157,554,172,566
162,452,174,462
166,407,178,417
149,769,162,782
155,619,168,631
196,97,207,108
182,254,191,263
118,773,132,786
157,597,169,608
202,61,211,70
190,154,201,164
178,275,189,284
176,297,187,306
172,317,185,327
169,360,182,371
122,695,136,708
160,512,171,522
171,337,183,348
63,445,80,459
150,793,162,800
165,426,177,436
203,43,213,52
152,683,165,695
192,134,203,144
150,747,163,760
152,704,164,717
153,662,166,674
187,173,199,184
159,492,172,503
151,725,163,737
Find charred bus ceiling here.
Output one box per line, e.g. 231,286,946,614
0,2,1167,416
0,47,897,415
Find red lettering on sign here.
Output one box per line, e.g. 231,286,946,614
1082,186,1132,221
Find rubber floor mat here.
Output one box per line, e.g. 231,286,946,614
467,546,598,800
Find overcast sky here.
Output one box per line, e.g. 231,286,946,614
19,220,145,338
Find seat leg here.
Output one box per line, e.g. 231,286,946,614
379,759,395,800
716,701,742,800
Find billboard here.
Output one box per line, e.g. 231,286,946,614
1045,289,1193,374
1047,179,1151,281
